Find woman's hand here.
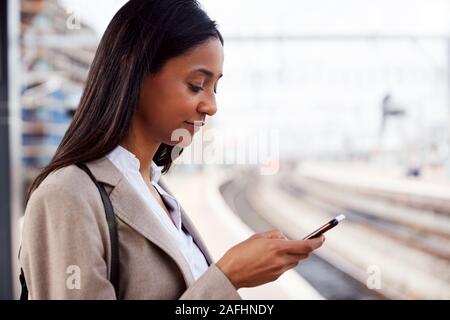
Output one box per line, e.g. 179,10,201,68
216,230,325,289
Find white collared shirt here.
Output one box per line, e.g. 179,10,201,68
106,145,209,280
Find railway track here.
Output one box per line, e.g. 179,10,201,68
219,177,387,300
278,176,450,262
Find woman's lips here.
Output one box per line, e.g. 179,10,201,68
184,121,205,127
183,121,204,133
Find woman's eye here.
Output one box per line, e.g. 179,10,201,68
189,84,203,93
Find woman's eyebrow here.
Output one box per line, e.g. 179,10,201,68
191,67,223,80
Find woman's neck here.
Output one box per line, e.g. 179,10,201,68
120,132,160,181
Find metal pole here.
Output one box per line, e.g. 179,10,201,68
448,39,450,179
0,0,13,300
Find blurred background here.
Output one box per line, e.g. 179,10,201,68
1,0,449,299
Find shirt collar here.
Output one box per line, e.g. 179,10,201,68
150,160,162,184
107,145,162,183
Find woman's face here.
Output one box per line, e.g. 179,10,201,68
136,37,224,147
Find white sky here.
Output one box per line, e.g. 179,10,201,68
57,0,450,159
60,0,450,36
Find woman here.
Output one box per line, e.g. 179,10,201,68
19,0,325,299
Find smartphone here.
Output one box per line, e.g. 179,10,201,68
302,214,346,240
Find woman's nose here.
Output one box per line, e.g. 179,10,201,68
198,97,217,116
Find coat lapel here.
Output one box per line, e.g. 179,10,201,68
85,157,197,286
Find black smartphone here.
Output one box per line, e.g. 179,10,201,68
302,214,346,240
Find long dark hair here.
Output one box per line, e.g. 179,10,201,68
26,0,223,202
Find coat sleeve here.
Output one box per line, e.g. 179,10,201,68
20,183,117,299
179,264,242,300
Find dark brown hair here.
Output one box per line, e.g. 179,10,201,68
26,0,223,202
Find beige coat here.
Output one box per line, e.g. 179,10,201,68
19,156,241,300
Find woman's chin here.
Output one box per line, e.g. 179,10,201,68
165,136,193,148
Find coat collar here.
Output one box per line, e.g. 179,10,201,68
85,156,213,287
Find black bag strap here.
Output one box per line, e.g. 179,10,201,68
75,163,120,297
19,163,120,300
19,268,28,300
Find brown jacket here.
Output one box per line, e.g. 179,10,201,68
19,156,241,300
